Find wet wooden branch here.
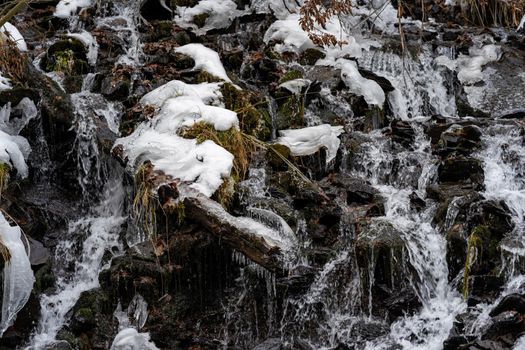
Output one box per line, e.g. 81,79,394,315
183,196,284,272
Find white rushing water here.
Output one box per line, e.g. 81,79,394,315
27,175,125,349
462,124,525,336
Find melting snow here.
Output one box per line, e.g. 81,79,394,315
0,22,27,52
276,124,344,162
115,79,238,197
436,44,501,85
54,0,93,18
336,58,386,107
67,31,99,66
173,0,242,35
174,44,232,83
0,100,35,178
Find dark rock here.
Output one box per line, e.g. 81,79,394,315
299,48,326,65
326,174,380,205
390,119,415,148
482,311,524,340
409,192,426,211
438,156,484,188
437,124,482,155
490,294,525,317
40,38,89,75
253,338,283,350
100,76,131,101
276,265,317,295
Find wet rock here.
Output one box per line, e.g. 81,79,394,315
356,221,415,317
328,175,379,205
466,275,505,305
27,237,50,265
276,265,317,295
438,156,484,189
437,124,482,155
482,311,524,341
140,0,173,21
490,294,525,317
45,341,74,350
390,119,415,148
253,338,283,350
40,38,89,75
100,76,131,101
409,192,426,211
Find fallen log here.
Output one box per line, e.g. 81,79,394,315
183,195,288,272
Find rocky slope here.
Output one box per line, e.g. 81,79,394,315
0,0,524,349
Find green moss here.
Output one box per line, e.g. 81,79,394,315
299,48,326,65
192,12,209,28
44,38,89,75
275,94,305,129
267,144,291,170
462,225,488,298
221,83,271,140
34,263,55,293
0,162,10,196
164,200,185,226
279,70,303,84
195,70,222,83
180,121,254,180
76,307,94,320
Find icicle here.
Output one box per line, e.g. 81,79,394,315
0,212,35,336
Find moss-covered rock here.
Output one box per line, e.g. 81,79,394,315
192,12,209,28
299,48,326,65
221,83,272,140
41,39,89,75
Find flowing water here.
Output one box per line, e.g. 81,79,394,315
7,2,525,349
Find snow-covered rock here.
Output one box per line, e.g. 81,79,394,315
276,124,345,162
174,44,232,83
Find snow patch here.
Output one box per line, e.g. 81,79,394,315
336,59,385,107
140,80,223,109
0,73,11,91
1,22,27,52
173,0,242,35
0,212,35,336
435,44,501,85
115,80,239,197
278,78,311,95
276,124,344,162
55,0,93,18
174,44,232,83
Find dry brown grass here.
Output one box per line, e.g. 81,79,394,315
0,39,26,86
465,0,525,27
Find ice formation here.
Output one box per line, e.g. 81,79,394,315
0,22,27,52
0,100,35,178
0,73,11,91
174,44,232,83
0,212,35,336
276,124,345,162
